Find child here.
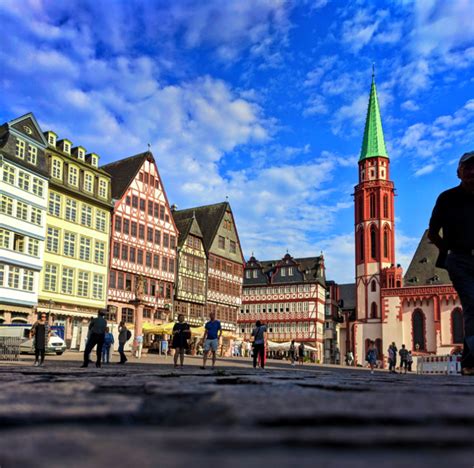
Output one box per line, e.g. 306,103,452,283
102,327,114,364
366,340,378,375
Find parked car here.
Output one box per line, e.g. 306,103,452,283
0,325,66,355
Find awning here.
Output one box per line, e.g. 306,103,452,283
267,340,318,352
36,307,95,319
0,305,33,313
143,322,206,336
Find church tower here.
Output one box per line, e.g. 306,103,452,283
353,72,396,361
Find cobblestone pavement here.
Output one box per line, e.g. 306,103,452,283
1,353,473,468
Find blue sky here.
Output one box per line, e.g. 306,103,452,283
1,0,473,283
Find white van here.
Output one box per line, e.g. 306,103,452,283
0,325,66,355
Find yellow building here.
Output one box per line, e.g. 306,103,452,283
38,131,113,347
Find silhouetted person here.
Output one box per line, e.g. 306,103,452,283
172,314,191,368
118,321,130,364
429,151,474,376
399,344,409,374
30,313,50,367
102,327,114,364
251,320,267,369
81,309,107,368
366,340,377,374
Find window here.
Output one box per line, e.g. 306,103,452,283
51,158,62,180
117,272,124,289
218,236,225,250
28,238,39,257
125,274,132,291
79,237,91,261
65,199,77,222
0,229,9,248
370,302,378,319
383,227,389,258
371,279,377,292
129,247,136,263
81,205,92,227
159,204,165,220
17,201,28,221
383,194,389,218
122,307,134,323
162,256,168,271
44,264,58,292
48,192,61,217
281,268,286,277
0,264,3,286
77,271,90,297
121,244,128,261
126,196,131,206
27,145,37,165
169,258,174,273
288,267,294,276
139,224,145,240
48,134,56,145
84,173,94,192
137,249,143,264
63,142,71,154
170,236,176,249
370,226,377,260
154,203,159,218
13,233,25,253
63,232,76,257
369,193,376,218
1,195,13,216
92,274,104,299
148,200,153,214
154,230,161,245
22,269,34,291
115,216,122,233
452,308,464,344
131,222,137,237
61,268,74,295
163,233,169,248
147,227,153,242
31,207,42,225
153,254,159,269
229,240,236,254
94,241,105,265
132,195,138,208
67,166,78,186
139,198,146,211
3,164,15,184
18,171,30,191
146,252,152,267
8,266,20,289
109,270,116,289
412,309,426,351
113,242,120,258
123,218,130,235
98,179,108,198
16,139,25,159
95,210,107,232
32,177,44,197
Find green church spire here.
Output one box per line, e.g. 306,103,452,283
359,70,388,161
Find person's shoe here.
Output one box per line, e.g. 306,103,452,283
33,361,39,367
370,370,374,375
200,366,206,370
96,362,101,368
39,362,45,367
80,364,88,368
461,367,474,376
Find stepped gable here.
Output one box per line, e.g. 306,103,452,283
404,229,452,286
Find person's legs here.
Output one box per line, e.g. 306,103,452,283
258,345,265,369
180,349,185,367
253,346,258,368
96,334,104,366
447,254,474,369
82,337,95,366
118,342,126,363
40,349,45,365
34,348,40,365
202,341,209,368
173,348,179,367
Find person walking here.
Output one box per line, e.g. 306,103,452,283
429,151,474,376
298,342,305,365
201,312,222,370
135,333,144,359
81,309,107,368
289,340,296,367
102,327,114,364
346,351,354,366
399,344,409,375
118,321,130,364
407,351,414,372
172,314,191,369
251,320,267,369
388,343,397,373
30,313,50,367
366,340,378,374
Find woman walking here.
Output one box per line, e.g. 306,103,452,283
289,340,296,367
298,342,305,365
366,340,378,374
30,313,50,367
172,314,191,369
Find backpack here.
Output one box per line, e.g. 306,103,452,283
126,330,132,341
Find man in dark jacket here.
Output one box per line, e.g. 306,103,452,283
429,151,474,376
81,309,107,368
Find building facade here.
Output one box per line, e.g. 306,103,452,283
102,152,178,338
0,114,49,324
172,212,207,326
38,128,113,345
174,202,244,332
239,253,327,360
345,75,462,366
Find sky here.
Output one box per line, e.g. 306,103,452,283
1,0,473,284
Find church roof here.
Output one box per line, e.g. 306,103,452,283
404,230,452,286
359,74,388,161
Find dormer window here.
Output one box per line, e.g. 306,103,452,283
16,139,26,159
44,131,57,147
86,153,99,167
98,179,108,199
281,268,286,277
64,142,70,154
91,155,98,167
288,267,294,276
78,148,85,160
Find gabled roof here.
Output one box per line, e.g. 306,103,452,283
172,212,203,248
404,230,451,286
338,283,356,310
101,151,151,199
173,202,229,251
8,113,48,147
360,74,388,161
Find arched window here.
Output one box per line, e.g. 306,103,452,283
359,228,364,261
412,309,426,351
358,197,364,222
383,194,388,218
370,226,377,260
370,302,378,319
383,226,389,258
371,279,376,292
375,338,383,360
369,193,376,218
452,308,464,344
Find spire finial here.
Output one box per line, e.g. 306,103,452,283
147,143,151,152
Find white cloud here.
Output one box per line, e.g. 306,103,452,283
401,100,420,111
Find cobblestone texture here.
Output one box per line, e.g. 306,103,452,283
0,354,473,467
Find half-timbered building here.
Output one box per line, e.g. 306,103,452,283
173,202,244,331
102,151,178,338
239,253,327,360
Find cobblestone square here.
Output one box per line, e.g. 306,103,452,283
1,353,473,468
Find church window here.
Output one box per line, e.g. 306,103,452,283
383,195,388,218
359,228,364,261
358,197,363,222
452,308,464,344
383,227,389,258
412,309,426,351
371,280,376,292
370,226,377,260
370,302,378,319
369,193,376,218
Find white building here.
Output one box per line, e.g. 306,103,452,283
0,114,49,323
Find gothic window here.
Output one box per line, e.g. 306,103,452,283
375,339,383,359
412,309,426,351
371,280,376,292
370,302,377,319
358,197,363,222
370,226,377,260
383,227,389,258
452,308,464,344
359,228,364,261
383,194,389,218
369,193,376,218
